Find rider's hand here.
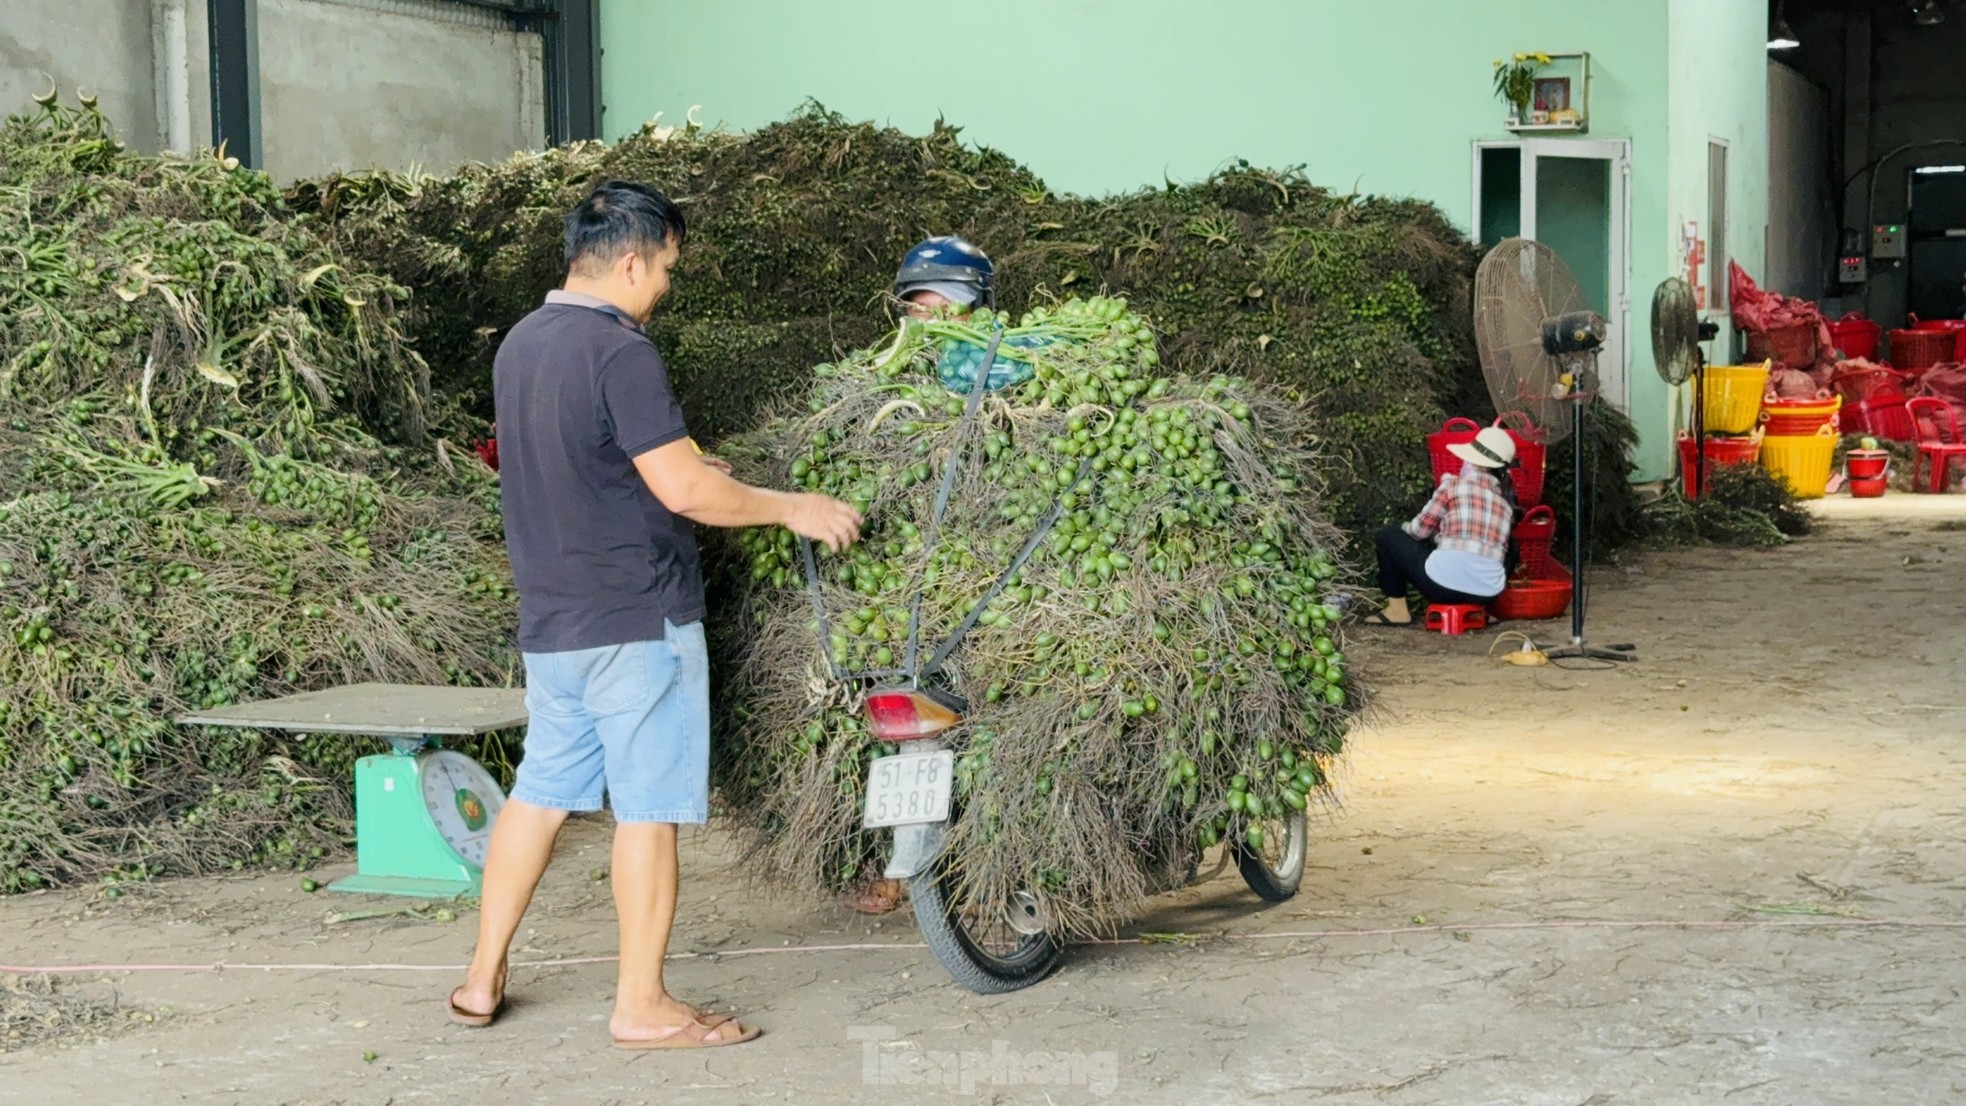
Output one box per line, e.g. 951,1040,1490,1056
784,494,863,553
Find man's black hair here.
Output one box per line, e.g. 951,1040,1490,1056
564,180,687,272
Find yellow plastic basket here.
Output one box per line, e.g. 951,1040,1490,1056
1759,425,1838,499
1703,362,1772,435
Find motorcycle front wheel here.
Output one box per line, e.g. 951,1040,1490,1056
1233,807,1307,902
909,862,1063,994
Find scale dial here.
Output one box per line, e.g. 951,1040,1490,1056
417,749,506,868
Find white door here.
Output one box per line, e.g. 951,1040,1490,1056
1519,139,1632,410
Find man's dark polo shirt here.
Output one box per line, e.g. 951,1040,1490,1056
493,291,703,653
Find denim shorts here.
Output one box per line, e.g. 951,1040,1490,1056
511,621,710,824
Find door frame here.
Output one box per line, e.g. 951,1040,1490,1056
1470,140,1522,246
1706,135,1729,316
1472,137,1633,411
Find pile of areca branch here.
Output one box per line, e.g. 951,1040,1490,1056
0,97,517,892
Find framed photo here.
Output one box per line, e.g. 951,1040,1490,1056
1533,77,1572,115
1504,52,1591,134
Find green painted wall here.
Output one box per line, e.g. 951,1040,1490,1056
600,0,1765,482
600,0,1666,221
1665,0,1771,473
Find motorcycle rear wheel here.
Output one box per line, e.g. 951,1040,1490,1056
909,863,1063,993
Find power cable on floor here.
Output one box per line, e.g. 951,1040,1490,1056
6,915,1964,977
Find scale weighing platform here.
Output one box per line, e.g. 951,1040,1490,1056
180,683,528,900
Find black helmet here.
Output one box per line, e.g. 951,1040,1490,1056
893,236,995,309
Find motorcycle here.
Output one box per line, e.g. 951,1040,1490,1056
858,682,1307,993
803,323,1309,993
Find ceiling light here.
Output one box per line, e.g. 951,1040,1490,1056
1913,0,1945,27
1769,1,1801,48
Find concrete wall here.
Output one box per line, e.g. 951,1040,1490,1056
0,0,544,179
1766,59,1834,300
257,0,544,180
1784,1,1966,324
1857,4,1966,324
1,0,174,150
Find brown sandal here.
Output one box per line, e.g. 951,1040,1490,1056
612,1013,762,1051
447,968,507,1028
1360,612,1417,628
852,877,904,915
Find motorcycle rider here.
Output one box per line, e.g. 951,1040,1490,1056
893,234,995,320
852,236,994,916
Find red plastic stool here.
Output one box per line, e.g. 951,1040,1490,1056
1424,604,1490,636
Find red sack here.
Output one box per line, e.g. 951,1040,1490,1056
1730,262,1837,376
1768,366,1821,399
1915,362,1966,408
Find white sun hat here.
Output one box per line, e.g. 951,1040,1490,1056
1446,426,1517,469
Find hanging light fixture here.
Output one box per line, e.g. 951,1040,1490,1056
1913,0,1946,27
1768,0,1801,48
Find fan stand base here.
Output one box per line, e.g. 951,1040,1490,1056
1546,641,1638,663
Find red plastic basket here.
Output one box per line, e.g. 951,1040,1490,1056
1910,316,1966,362
1889,329,1956,371
1760,396,1841,437
1489,579,1572,621
1510,505,1569,583
1829,313,1882,360
1425,417,1482,480
1831,365,1909,404
1424,414,1548,508
1678,433,1761,499
1745,323,1818,368
1845,450,1890,480
1848,475,1888,498
1839,396,1915,442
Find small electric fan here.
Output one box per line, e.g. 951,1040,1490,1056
1650,276,1722,495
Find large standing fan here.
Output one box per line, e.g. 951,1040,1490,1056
1649,277,1722,495
1473,239,1635,664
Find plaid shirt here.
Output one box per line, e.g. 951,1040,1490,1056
1404,466,1512,561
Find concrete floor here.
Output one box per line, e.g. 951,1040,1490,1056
4,494,1965,1105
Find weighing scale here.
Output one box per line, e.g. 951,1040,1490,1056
180,683,528,899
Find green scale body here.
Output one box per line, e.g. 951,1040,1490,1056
330,737,505,899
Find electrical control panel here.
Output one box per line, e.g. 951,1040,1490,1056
1840,256,1869,283
1873,224,1908,260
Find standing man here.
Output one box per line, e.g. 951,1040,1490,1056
447,180,861,1050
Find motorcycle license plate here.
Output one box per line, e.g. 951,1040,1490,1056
862,750,955,828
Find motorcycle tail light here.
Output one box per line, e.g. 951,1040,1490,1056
863,687,966,742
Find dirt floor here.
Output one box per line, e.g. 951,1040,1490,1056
4,495,1965,1105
